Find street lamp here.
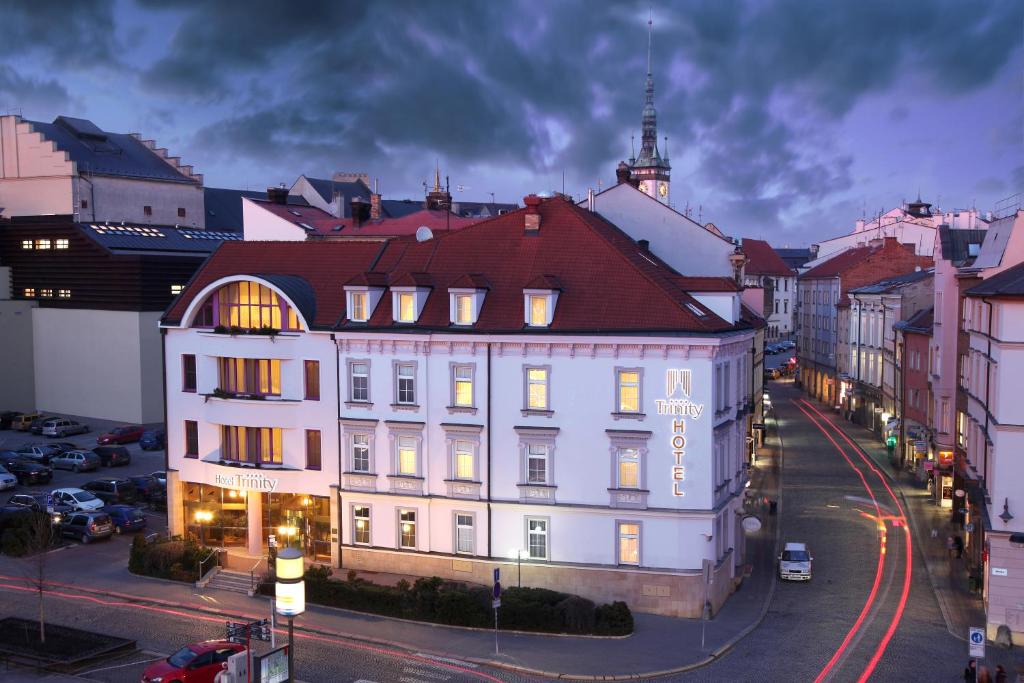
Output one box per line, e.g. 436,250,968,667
194,510,213,546
275,547,305,683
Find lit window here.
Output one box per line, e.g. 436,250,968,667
398,293,415,322
527,444,548,484
527,367,548,409
617,448,640,489
214,281,302,331
453,365,473,407
617,370,641,413
396,364,416,404
21,240,33,250
527,518,548,559
217,358,281,396
352,434,370,472
171,284,184,295
57,289,71,299
529,295,547,326
456,514,474,554
55,239,69,249
455,294,473,325
40,289,53,298
353,505,371,545
398,435,417,475
35,239,51,249
350,362,369,402
455,440,474,480
399,509,417,549
221,426,283,464
23,288,36,297
350,291,367,321
618,522,640,565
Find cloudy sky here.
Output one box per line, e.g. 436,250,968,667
2,0,1021,245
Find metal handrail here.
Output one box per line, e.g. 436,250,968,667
198,548,218,583
249,558,263,593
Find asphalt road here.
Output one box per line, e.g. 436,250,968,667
664,380,970,683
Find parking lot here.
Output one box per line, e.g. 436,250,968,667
0,413,169,542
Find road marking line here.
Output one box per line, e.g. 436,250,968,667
403,667,451,680
78,654,165,674
415,653,478,669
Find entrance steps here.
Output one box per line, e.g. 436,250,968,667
205,569,255,596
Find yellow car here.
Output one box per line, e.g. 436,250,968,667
11,412,42,431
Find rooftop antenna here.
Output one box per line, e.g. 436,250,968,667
561,170,565,196
698,204,703,223
647,7,653,77
445,175,451,231
664,135,669,161
630,135,635,161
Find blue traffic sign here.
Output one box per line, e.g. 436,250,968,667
493,581,501,599
493,567,500,583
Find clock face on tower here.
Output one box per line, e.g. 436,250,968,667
658,182,668,198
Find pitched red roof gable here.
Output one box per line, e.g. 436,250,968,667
671,275,740,292
250,200,480,237
799,246,876,279
742,239,796,277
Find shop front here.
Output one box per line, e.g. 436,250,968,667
261,493,332,562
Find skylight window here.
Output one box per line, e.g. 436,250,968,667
685,302,706,317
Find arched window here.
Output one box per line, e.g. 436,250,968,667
194,281,302,331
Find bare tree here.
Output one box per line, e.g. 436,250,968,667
16,512,57,644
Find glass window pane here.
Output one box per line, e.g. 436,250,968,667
530,296,547,325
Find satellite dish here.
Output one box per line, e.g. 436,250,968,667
415,226,434,242
741,516,762,533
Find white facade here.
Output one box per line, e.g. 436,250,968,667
241,197,308,241
164,275,755,616
585,184,737,278
797,277,840,403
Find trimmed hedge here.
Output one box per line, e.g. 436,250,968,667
259,567,632,635
128,534,210,583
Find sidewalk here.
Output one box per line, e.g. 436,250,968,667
0,438,783,680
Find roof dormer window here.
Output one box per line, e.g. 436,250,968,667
343,274,387,323
448,288,487,326
456,294,473,324
390,284,430,324
523,288,559,328
529,295,547,326
398,292,415,322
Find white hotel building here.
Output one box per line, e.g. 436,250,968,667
161,196,759,616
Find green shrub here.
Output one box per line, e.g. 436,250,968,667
595,601,634,635
128,536,208,583
305,564,332,581
556,594,596,634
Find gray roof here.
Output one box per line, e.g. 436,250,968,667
849,268,933,294
964,261,1024,298
450,200,518,218
775,248,814,270
252,273,316,323
381,199,423,218
305,177,370,205
80,222,241,255
204,188,267,232
938,227,986,265
27,117,197,184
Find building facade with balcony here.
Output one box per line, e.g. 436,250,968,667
161,197,759,617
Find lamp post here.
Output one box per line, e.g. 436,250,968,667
275,547,304,683
514,549,528,587
194,510,213,546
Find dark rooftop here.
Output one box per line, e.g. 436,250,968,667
964,261,1024,298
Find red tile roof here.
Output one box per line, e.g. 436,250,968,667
741,239,796,277
166,197,755,335
250,200,479,237
670,275,740,292
799,246,876,279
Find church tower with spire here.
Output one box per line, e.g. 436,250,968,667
628,12,671,204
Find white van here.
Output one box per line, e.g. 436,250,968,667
778,542,813,581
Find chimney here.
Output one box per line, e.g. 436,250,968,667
370,192,382,221
350,197,371,226
524,194,542,233
587,188,595,212
638,239,650,251
267,186,289,205
615,161,631,185
330,189,344,218
855,218,865,232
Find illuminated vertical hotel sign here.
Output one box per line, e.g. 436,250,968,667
656,369,705,497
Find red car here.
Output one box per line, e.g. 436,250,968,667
142,640,244,683
97,425,144,445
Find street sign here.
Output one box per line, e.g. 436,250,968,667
492,598,501,609
493,567,500,583
992,567,1008,577
226,619,271,644
968,627,985,658
493,581,501,599
268,534,277,548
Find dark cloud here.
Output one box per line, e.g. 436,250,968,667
0,0,119,67
0,66,70,112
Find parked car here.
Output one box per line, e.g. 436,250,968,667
1,454,53,485
47,442,80,453
127,474,163,501
41,418,90,438
96,425,144,445
29,415,60,435
102,504,147,534
778,542,813,581
50,450,101,473
50,487,104,512
7,492,74,517
0,464,17,491
16,444,62,465
10,412,41,431
92,445,131,467
0,411,22,430
139,429,166,451
149,471,167,486
142,640,245,683
57,510,114,544
80,479,137,505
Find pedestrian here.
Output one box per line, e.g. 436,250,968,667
948,536,956,559
964,658,977,682
994,664,1007,683
955,535,965,559
977,664,993,683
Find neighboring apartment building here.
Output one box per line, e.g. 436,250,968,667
961,263,1024,646
0,215,238,421
160,196,759,618
846,269,933,435
741,239,796,341
893,308,932,475
798,238,931,405
0,115,204,226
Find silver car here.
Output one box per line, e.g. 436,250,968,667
0,465,17,491
41,418,90,438
50,450,101,473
